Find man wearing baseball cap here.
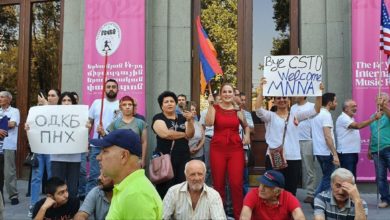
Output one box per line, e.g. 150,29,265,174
240,170,305,220
91,129,162,219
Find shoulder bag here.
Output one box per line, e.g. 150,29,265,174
149,120,177,184
269,112,290,170
23,152,39,167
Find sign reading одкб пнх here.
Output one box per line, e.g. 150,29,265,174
263,55,323,97
26,105,89,154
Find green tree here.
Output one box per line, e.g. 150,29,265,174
0,5,19,105
29,1,61,105
200,0,238,95
271,0,290,55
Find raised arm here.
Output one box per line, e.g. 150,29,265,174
255,77,266,110
314,83,324,113
204,95,216,126
348,112,382,129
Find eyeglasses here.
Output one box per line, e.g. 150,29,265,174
275,97,288,100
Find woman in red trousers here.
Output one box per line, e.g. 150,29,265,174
205,83,250,219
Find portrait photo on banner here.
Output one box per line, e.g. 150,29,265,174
26,105,89,154
263,55,323,97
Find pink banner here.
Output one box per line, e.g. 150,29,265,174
352,0,390,181
82,0,146,115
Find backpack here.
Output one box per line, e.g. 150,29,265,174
113,117,144,137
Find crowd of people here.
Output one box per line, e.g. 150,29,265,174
0,77,388,219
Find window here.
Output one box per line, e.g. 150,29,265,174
0,0,63,176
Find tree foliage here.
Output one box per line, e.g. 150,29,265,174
271,0,290,55
200,0,238,95
29,1,61,105
0,5,19,105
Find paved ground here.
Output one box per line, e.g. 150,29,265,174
3,180,390,219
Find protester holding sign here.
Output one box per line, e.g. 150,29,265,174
255,77,323,196
50,92,82,199
28,88,60,218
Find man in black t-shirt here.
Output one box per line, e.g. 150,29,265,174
32,177,79,220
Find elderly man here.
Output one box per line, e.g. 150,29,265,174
163,160,225,219
0,91,20,205
368,92,390,208
314,168,368,220
336,99,381,177
74,172,113,220
240,170,305,220
92,129,162,219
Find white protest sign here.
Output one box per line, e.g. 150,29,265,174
263,55,323,96
26,105,89,154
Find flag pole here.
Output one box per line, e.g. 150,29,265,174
98,50,109,138
377,46,382,209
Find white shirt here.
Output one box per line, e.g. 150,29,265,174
188,121,204,158
89,98,120,140
0,106,20,150
163,182,226,220
312,108,335,156
336,112,361,153
199,109,214,137
256,107,317,160
290,102,314,140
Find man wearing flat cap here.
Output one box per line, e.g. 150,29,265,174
91,129,162,219
239,170,305,220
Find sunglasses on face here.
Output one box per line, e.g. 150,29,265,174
275,97,288,100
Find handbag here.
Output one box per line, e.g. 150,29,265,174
23,152,39,167
269,112,289,170
247,146,255,167
149,122,177,184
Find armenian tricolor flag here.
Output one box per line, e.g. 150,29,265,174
196,16,223,94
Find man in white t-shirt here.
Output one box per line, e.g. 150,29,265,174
291,97,317,204
336,99,381,177
311,92,339,197
0,91,20,205
86,79,120,193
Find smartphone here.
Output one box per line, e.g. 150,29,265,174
183,101,192,112
38,90,46,99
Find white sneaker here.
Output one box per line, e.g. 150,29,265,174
378,201,389,208
27,205,33,218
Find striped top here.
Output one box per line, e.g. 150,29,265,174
314,190,368,220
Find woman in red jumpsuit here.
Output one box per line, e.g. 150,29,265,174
205,83,250,219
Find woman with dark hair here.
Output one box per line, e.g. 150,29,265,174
151,91,194,198
28,88,61,217
205,83,250,220
50,92,81,198
255,77,322,196
97,95,148,167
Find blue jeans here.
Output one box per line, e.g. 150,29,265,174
51,161,81,198
78,153,87,197
338,153,358,178
31,154,51,206
315,155,335,196
373,147,390,204
86,147,101,194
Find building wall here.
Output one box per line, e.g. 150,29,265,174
300,0,352,118
61,0,192,147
